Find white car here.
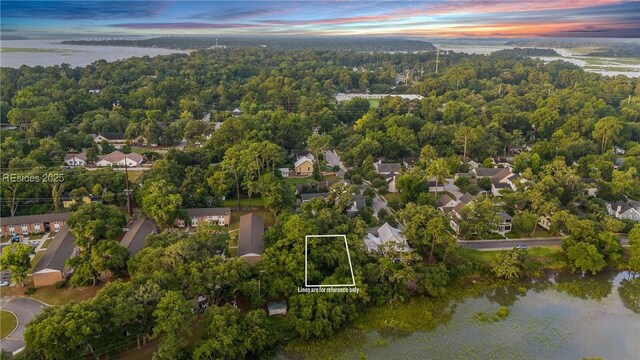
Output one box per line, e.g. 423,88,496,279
0,281,10,287
515,244,528,250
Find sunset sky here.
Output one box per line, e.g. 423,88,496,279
2,0,639,38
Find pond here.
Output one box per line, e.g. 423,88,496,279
283,271,640,359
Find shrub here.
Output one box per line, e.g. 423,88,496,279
54,280,66,289
24,287,35,295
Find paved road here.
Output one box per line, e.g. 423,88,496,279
372,195,389,219
0,297,48,355
444,179,463,199
324,150,348,173
458,236,629,250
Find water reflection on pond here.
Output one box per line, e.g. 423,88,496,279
286,271,640,360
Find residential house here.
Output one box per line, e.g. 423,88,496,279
120,217,157,256
268,301,288,316
279,168,291,178
386,172,398,193
614,158,625,169
538,215,551,231
373,160,401,175
580,178,598,197
61,195,93,209
96,151,144,167
607,201,640,221
347,195,366,216
363,222,411,254
458,192,476,205
613,146,626,155
31,226,77,288
402,157,417,169
427,178,445,193
237,213,264,264
176,208,231,227
436,194,457,209
64,152,87,166
0,212,70,236
491,156,514,169
294,155,315,176
92,132,128,149
498,211,513,233
232,108,242,117
334,93,423,102
444,202,466,234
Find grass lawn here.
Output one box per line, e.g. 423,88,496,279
465,232,505,240
223,196,265,208
0,310,18,339
368,99,380,108
127,171,144,184
384,192,402,202
459,246,565,270
229,208,275,231
41,237,53,249
2,282,108,306
30,251,45,272
505,229,556,239
0,235,12,243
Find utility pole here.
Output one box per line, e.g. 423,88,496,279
421,65,424,78
435,49,440,74
124,154,133,216
499,83,502,97
629,94,632,103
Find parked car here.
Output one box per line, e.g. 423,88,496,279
0,281,10,287
10,235,21,243
515,244,528,250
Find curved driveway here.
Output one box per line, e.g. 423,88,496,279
0,297,48,355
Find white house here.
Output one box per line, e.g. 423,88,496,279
607,201,640,222
64,152,87,166
363,222,411,254
96,151,144,167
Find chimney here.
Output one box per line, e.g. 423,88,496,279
616,204,622,215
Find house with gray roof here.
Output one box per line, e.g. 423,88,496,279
237,213,264,264
121,217,157,256
363,222,410,254
176,208,231,227
373,160,401,175
31,226,77,288
607,200,640,221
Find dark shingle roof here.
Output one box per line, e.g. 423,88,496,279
120,217,157,256
185,208,231,217
436,194,453,207
98,132,126,140
473,167,503,177
237,213,264,257
374,162,401,173
458,193,475,204
32,226,75,273
0,212,70,227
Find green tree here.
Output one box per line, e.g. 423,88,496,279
307,133,331,179
67,203,126,249
592,116,622,154
141,180,183,230
566,242,606,275
454,126,477,162
0,243,32,285
459,197,501,239
491,249,525,280
426,158,450,200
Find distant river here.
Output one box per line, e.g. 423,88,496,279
434,43,640,77
282,271,640,359
0,39,187,68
